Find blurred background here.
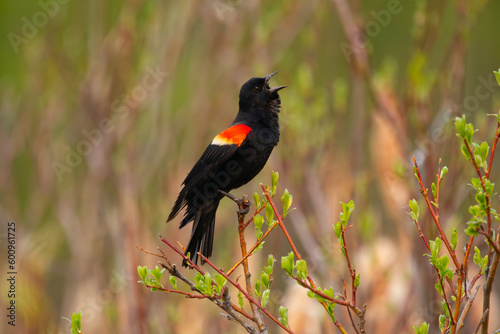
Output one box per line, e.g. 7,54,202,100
1,0,500,333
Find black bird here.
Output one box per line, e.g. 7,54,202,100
167,71,286,266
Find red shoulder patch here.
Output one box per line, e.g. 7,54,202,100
212,124,251,147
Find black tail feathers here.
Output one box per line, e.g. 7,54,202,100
181,203,218,267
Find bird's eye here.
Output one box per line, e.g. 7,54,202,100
254,86,260,91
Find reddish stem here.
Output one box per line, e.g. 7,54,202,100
486,121,500,179
199,254,294,334
413,156,461,269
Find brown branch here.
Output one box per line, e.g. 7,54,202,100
340,223,357,305
457,284,480,333
199,253,294,334
138,245,259,332
485,121,500,179
227,221,278,276
231,194,267,333
261,184,303,258
261,184,365,334
413,156,461,269
481,251,500,334
463,140,492,237
478,229,500,254
143,284,209,299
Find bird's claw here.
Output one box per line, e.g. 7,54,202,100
237,201,250,215
219,190,251,217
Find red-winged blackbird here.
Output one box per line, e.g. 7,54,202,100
167,71,286,266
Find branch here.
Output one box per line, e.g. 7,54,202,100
485,120,500,179
199,253,294,334
413,156,461,269
456,284,480,333
221,192,268,333
463,140,492,236
481,251,500,334
261,184,366,333
137,246,258,333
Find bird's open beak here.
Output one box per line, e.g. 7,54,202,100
264,71,279,83
265,71,287,93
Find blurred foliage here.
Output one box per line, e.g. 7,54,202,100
0,0,500,333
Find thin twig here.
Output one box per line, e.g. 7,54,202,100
261,183,366,333
481,251,500,334
199,253,295,334
478,229,500,254
340,223,357,305
474,309,489,334
463,140,492,237
485,121,500,179
226,193,268,333
138,245,259,332
456,284,480,333
227,220,279,276
413,156,461,269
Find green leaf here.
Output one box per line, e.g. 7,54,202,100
450,229,457,251
340,200,355,225
354,273,360,288
238,291,244,309
137,266,148,283
281,252,294,276
194,272,203,287
265,203,274,224
439,314,446,332
323,287,335,298
278,306,289,328
150,266,164,283
261,272,270,289
481,255,488,275
296,259,308,281
169,276,178,290
455,116,466,138
494,69,500,87
279,305,288,319
435,283,443,296
431,182,437,200
215,274,226,291
474,246,481,267
202,273,212,295
268,254,275,268
281,188,293,215
253,192,262,210
413,322,429,334
465,222,480,236
254,280,261,297
261,289,270,308
69,311,82,334
479,142,489,163
333,221,342,238
461,143,472,161
409,199,420,219
254,214,263,240
465,123,475,143
484,179,495,196
439,166,448,180
272,171,279,195
437,255,449,277
475,191,486,209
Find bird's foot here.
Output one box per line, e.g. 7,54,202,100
219,190,251,217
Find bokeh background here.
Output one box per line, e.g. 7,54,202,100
1,0,500,333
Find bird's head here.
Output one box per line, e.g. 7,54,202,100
239,71,287,113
